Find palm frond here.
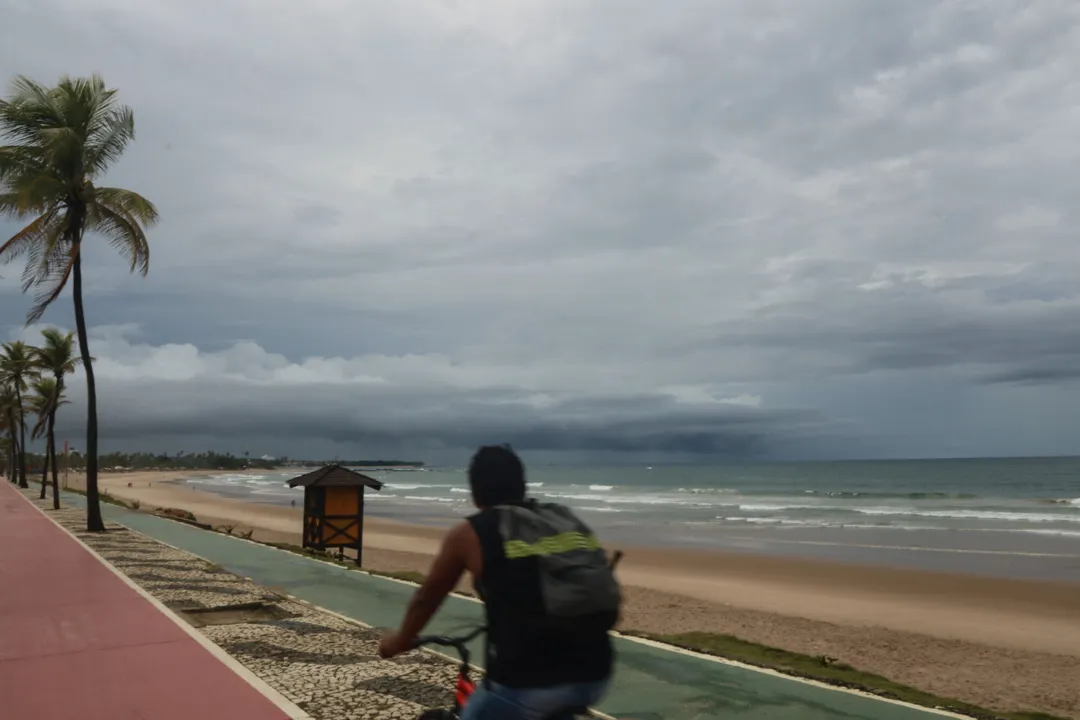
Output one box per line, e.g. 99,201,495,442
38,125,83,163
35,328,82,375
19,214,69,293
88,188,157,276
0,145,53,188
0,387,17,431
55,75,115,138
93,187,158,225
0,208,58,266
31,376,59,403
25,243,75,324
28,370,65,441
0,76,62,144
85,107,135,177
0,175,66,217
29,395,50,440
0,341,36,391
1,74,157,325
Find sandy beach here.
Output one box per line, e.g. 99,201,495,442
69,470,1080,718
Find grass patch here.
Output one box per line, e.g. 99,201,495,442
64,486,132,509
368,569,427,585
625,630,1066,720
267,542,356,568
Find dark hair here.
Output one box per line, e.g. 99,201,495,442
468,444,526,507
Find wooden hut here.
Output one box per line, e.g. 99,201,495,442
287,465,383,566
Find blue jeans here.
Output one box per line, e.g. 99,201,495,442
460,679,609,720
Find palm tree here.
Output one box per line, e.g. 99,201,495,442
33,328,80,509
0,341,36,489
0,435,10,481
0,75,159,531
0,383,21,484
29,376,61,499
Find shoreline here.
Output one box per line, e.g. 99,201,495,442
68,469,1080,718
173,465,1080,585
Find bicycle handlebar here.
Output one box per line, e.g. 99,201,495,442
412,624,487,650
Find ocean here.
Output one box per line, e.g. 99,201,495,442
182,456,1080,582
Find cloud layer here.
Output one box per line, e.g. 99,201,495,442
2,0,1079,461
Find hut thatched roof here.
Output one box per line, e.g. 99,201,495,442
286,464,384,490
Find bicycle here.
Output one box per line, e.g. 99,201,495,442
411,626,593,719
411,550,622,719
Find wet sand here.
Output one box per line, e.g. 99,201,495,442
67,470,1080,718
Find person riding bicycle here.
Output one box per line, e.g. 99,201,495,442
379,445,621,719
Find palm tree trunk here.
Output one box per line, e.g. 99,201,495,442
39,436,49,499
72,245,104,532
14,385,27,489
6,418,16,483
7,414,22,486
10,425,17,485
4,431,13,483
49,389,61,510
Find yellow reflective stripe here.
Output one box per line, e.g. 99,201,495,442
503,531,601,559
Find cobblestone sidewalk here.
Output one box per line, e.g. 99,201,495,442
27,493,458,720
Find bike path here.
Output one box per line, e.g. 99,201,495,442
0,484,295,720
71,495,959,720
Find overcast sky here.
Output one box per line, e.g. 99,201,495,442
2,0,1079,464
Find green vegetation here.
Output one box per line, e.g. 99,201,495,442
28,374,62,500
368,569,428,585
32,328,80,509
0,436,9,480
2,330,78,504
14,449,425,473
623,630,1065,720
1,379,22,483
0,341,34,488
12,449,280,474
64,485,129,509
155,507,198,522
74,450,278,471
1,74,159,531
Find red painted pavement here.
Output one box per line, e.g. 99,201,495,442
0,481,291,720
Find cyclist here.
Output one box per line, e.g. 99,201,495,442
379,444,620,719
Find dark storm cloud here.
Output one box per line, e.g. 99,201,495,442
689,268,1080,384
3,0,1080,460
49,377,826,460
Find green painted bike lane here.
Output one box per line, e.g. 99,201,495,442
75,497,956,720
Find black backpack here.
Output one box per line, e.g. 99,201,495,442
493,501,622,630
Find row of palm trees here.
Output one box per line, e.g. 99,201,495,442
1,329,80,509
1,73,158,531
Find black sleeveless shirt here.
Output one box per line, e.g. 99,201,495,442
467,505,614,688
